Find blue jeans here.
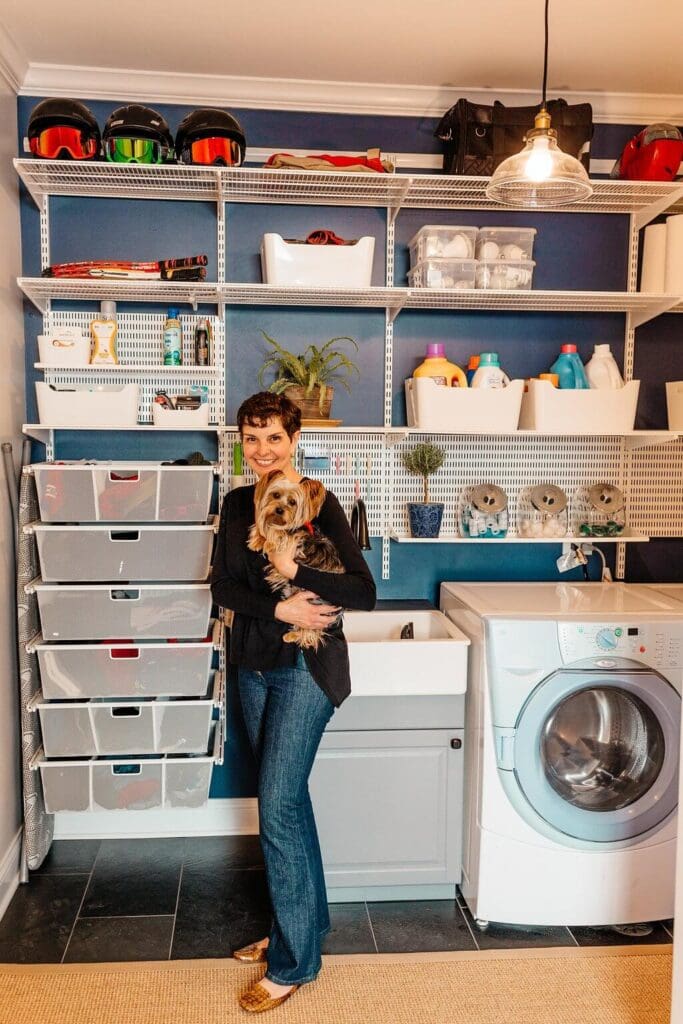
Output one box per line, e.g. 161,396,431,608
238,651,335,985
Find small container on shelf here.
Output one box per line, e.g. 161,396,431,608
475,259,535,290
459,484,509,539
475,227,537,261
408,225,478,266
260,233,375,287
37,329,90,366
408,258,477,289
518,484,569,538
152,403,211,428
518,379,640,433
404,376,524,432
572,482,626,537
35,382,139,427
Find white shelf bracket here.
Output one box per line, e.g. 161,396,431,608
387,176,412,226
629,299,680,329
634,184,683,231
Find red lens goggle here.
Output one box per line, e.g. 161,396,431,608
186,136,242,166
29,125,99,160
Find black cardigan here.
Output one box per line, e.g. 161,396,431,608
210,484,377,706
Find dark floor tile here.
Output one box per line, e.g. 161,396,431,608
31,839,101,875
182,834,264,872
0,874,88,963
458,896,575,950
323,903,376,954
81,838,185,918
172,866,271,959
569,921,673,947
63,915,175,963
367,899,476,953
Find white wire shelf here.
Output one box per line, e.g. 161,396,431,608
23,423,221,444
390,531,650,544
35,363,218,375
222,284,404,308
18,277,219,313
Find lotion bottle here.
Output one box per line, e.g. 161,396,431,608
89,300,119,365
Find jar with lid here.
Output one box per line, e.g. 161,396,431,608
518,484,568,538
460,484,509,539
572,482,626,537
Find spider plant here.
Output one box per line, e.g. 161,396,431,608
257,331,360,414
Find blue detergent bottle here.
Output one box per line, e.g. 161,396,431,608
550,344,589,389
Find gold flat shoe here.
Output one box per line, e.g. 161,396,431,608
233,942,267,964
239,981,299,1013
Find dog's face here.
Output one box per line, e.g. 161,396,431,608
254,470,326,537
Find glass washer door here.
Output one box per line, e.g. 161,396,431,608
513,669,680,843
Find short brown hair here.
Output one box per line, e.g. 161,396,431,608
237,391,302,439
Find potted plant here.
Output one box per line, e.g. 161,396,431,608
257,330,360,421
401,442,446,537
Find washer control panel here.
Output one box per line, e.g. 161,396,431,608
558,622,682,668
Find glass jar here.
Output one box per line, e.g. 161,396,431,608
518,484,569,539
460,484,509,539
573,482,626,537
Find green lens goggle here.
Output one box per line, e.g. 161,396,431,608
104,137,171,164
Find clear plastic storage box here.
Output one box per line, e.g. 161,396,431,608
408,226,478,266
28,520,216,582
475,227,537,261
405,377,523,432
475,259,535,290
31,462,215,523
28,580,213,640
408,259,477,289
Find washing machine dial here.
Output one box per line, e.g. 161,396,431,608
596,628,618,651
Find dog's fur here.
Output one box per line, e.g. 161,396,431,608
248,470,344,649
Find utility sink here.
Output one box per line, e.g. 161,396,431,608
343,610,470,697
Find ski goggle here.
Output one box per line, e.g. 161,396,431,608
29,126,99,160
182,136,243,166
104,137,171,164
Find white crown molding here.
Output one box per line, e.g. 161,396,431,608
0,23,28,92
17,63,683,126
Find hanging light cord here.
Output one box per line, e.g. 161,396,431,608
541,0,549,110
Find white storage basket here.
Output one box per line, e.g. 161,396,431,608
28,580,212,640
37,332,91,366
405,377,524,432
666,381,683,430
152,403,211,428
261,233,375,287
28,520,216,583
35,382,139,427
31,461,215,523
518,379,640,433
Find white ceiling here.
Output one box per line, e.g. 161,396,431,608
1,0,682,122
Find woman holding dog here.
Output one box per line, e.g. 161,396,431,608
211,391,376,1013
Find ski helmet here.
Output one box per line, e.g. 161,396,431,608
27,98,101,160
103,104,174,164
175,108,246,166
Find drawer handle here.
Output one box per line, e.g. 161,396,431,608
109,589,140,601
110,648,140,660
109,471,139,483
109,530,140,542
111,763,141,776
110,706,141,718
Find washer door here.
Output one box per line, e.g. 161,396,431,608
513,670,680,843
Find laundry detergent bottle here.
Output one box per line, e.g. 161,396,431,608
470,351,510,389
413,343,467,387
550,344,589,389
584,344,624,389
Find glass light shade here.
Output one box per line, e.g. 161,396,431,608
486,128,593,207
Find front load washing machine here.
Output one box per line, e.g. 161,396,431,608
439,582,683,928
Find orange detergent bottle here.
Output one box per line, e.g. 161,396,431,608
413,343,467,387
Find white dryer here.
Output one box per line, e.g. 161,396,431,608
440,582,683,929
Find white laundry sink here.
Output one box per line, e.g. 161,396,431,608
343,610,469,697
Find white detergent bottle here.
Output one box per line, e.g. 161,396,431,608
585,344,624,389
470,352,510,389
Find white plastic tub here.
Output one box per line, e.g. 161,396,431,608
405,377,524,432
408,225,478,265
31,461,215,523
261,233,375,287
152,404,211,428
28,520,216,582
408,258,477,289
28,580,213,640
666,381,683,430
37,332,91,366
475,259,535,290
35,382,139,427
475,227,537,261
518,379,640,433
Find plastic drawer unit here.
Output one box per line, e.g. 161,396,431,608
30,672,222,757
31,462,216,523
27,580,213,640
28,621,221,699
26,519,217,582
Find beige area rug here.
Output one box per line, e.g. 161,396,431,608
0,945,672,1024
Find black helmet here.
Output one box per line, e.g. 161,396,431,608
102,104,174,163
27,98,101,160
175,107,246,166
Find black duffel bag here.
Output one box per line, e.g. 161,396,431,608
435,98,594,176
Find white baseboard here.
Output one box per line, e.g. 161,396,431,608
0,829,23,921
53,798,259,840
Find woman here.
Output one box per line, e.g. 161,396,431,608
211,391,376,1013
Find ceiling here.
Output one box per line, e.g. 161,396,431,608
1,0,681,122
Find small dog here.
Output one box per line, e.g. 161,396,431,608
248,469,344,649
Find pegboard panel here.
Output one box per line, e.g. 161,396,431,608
390,434,625,538
39,311,224,424
627,439,683,536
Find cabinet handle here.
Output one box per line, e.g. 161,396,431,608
450,738,462,749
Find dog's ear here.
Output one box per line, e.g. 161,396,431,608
302,478,327,520
253,469,285,505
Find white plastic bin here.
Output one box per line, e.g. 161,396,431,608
28,520,216,582
261,233,375,286
475,227,537,261
30,622,220,699
408,226,478,265
405,377,524,432
28,580,212,640
408,258,477,289
518,379,640,433
152,404,211,428
32,462,215,523
37,332,91,366
666,382,683,430
475,259,535,290
35,382,139,427
32,672,220,757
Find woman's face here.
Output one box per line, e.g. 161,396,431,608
241,417,300,478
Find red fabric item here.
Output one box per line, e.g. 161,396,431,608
264,152,389,173
305,230,348,245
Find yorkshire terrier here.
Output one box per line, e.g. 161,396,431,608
248,469,344,649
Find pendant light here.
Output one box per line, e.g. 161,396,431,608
486,0,593,207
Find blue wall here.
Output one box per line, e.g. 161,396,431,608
17,97,683,795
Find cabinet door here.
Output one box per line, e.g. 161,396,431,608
310,729,463,888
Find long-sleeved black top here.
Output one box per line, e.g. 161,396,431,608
210,483,376,706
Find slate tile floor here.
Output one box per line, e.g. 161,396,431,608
0,837,673,964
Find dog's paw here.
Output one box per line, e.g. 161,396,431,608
247,526,265,552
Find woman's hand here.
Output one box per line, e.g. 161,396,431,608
268,550,298,580
274,590,341,629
